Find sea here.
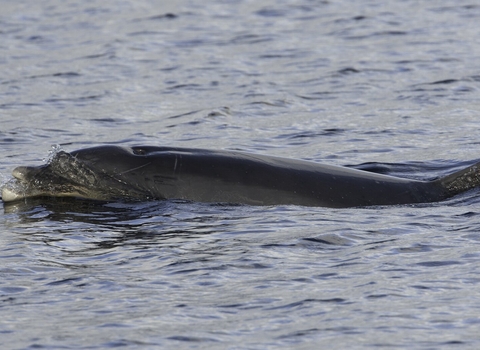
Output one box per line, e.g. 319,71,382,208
2,0,480,348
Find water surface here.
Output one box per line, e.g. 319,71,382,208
2,0,480,348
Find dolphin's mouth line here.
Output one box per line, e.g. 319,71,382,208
1,149,154,203
1,172,85,202
1,151,101,202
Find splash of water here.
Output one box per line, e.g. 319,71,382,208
43,144,64,163
1,144,64,201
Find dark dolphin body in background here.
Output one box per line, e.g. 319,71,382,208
2,145,480,207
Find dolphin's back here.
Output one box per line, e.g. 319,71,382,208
125,148,449,207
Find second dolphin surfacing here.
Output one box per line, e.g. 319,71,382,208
2,145,480,207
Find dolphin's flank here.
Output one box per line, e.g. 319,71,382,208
2,145,480,208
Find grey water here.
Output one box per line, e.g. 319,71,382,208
2,0,480,348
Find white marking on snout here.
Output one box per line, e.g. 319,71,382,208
1,187,22,202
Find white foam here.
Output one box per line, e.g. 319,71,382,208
43,144,64,163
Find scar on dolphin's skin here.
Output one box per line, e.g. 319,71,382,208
2,145,480,207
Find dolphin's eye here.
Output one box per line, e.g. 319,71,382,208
132,148,146,155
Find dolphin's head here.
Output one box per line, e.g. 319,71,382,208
1,146,154,202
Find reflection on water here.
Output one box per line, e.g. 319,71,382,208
3,193,480,348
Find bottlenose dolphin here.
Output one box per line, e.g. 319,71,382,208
2,145,480,207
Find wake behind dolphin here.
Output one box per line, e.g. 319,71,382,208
2,145,480,208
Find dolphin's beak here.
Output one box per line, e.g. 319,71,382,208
2,166,49,202
2,186,22,202
2,177,25,202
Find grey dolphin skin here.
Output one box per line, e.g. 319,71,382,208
2,145,480,207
